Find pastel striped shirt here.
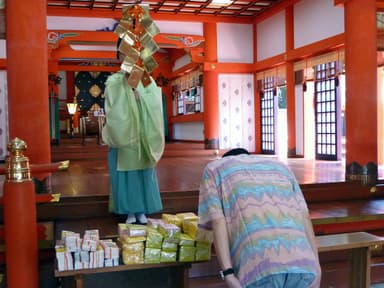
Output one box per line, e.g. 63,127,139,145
198,155,321,287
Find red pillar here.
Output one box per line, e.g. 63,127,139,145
66,71,75,103
344,0,377,184
285,5,296,157
6,0,51,176
203,22,219,149
4,181,38,288
253,23,261,153
3,138,38,288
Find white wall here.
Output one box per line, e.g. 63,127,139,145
257,11,285,61
294,0,344,48
156,21,203,35
47,16,204,36
0,70,7,161
217,23,253,63
0,39,5,57
47,16,117,30
173,54,192,72
295,84,304,156
173,122,204,141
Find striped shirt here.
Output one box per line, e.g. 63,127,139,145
198,155,321,287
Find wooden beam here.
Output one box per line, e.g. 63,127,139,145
0,58,5,69
52,46,117,61
334,0,346,7
254,0,301,24
49,30,118,45
202,62,254,73
254,54,286,72
378,0,384,11
58,64,119,72
285,33,345,62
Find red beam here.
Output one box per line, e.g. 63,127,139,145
52,46,116,61
254,54,286,72
334,0,346,7
286,33,345,62
314,219,384,235
58,64,119,72
203,62,254,73
378,0,384,11
49,30,118,44
0,58,5,69
254,0,301,24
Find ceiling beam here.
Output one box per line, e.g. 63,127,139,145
51,46,117,61
58,64,119,72
254,0,300,24
378,0,384,12
336,0,384,11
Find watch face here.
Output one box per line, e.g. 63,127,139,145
219,270,225,280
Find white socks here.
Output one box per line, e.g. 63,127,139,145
136,213,147,224
125,213,147,224
126,213,136,224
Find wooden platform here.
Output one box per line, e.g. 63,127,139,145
3,138,384,287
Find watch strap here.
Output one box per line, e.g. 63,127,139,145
220,267,234,280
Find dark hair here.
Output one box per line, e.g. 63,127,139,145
116,37,122,59
222,148,249,158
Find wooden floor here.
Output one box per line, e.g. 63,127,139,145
48,137,348,198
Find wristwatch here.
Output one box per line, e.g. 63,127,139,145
219,267,234,280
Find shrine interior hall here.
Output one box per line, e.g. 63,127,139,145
3,0,384,287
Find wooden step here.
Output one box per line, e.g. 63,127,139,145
52,139,219,161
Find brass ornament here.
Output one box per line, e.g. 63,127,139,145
114,4,161,87
5,137,31,182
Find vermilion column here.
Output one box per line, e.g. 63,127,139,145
203,22,219,149
253,23,261,153
285,5,296,157
344,0,377,184
6,0,51,175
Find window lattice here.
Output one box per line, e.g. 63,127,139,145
261,77,275,154
314,62,338,160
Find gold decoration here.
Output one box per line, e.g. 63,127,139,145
141,70,152,87
127,65,145,88
89,84,102,97
51,193,61,202
58,160,70,171
74,86,80,97
114,4,161,87
143,56,158,73
5,138,31,182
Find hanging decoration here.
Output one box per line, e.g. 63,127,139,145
114,4,161,88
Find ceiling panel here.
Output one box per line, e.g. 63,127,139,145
46,0,283,18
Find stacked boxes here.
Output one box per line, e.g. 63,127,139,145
117,212,213,265
56,212,213,271
118,224,147,265
144,227,163,263
55,229,119,271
